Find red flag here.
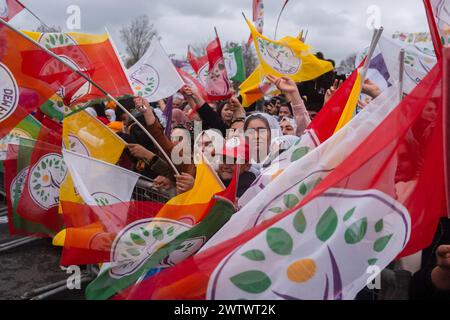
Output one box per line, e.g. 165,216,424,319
116,60,445,300
176,67,208,114
0,25,66,138
307,69,359,143
187,48,209,88
204,37,232,102
0,0,25,22
14,125,65,236
20,33,134,106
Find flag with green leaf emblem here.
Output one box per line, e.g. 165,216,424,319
128,38,184,102
224,46,246,83
115,62,446,300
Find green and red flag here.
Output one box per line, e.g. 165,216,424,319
114,60,445,300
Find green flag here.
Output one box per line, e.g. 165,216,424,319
85,199,236,300
224,46,246,83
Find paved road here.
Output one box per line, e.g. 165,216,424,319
0,220,86,300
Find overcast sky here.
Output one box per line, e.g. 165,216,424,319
14,0,430,63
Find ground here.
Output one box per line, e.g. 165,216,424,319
0,220,86,300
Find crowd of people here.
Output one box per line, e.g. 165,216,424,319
68,55,449,300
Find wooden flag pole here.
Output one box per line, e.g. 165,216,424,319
398,49,405,102
0,18,180,175
443,46,450,218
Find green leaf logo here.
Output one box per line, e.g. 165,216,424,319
242,250,266,261
375,219,384,233
152,226,164,241
344,218,368,245
266,228,293,256
283,194,299,209
293,209,307,234
291,147,310,162
316,207,338,242
373,234,393,252
230,270,272,294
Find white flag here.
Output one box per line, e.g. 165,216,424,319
62,150,140,232
203,83,401,251
128,39,184,102
356,36,436,95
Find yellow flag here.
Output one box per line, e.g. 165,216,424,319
58,110,126,210
155,160,224,224
54,111,126,246
333,70,362,133
245,17,333,82
239,65,280,107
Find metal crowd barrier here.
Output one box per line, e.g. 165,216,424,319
21,177,172,300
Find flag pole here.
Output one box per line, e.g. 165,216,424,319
274,0,290,39
0,18,180,176
398,49,405,101
360,27,384,84
304,29,309,42
443,46,450,218
423,0,443,60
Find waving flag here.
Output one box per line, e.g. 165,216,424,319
245,16,333,82
86,164,237,300
307,66,361,143
187,49,209,88
210,83,401,249
205,37,233,101
22,30,134,106
356,36,436,96
224,45,246,83
128,38,184,102
58,109,126,220
0,25,68,139
116,61,445,301
239,65,280,107
426,0,450,51
14,130,65,236
0,0,25,22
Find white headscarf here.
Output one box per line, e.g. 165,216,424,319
105,109,116,122
245,112,283,173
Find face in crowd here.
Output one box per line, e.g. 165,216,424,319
280,117,297,136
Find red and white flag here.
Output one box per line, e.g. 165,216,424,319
0,0,25,22
204,37,232,102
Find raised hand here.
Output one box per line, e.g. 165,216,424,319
324,79,343,105
134,96,156,126
362,79,381,99
266,74,298,94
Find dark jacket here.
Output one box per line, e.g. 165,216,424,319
196,103,229,137
410,218,450,300
222,171,256,198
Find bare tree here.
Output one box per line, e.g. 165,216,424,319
120,15,159,68
336,53,357,76
34,24,61,33
241,42,258,78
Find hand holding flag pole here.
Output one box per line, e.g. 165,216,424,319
0,18,181,176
